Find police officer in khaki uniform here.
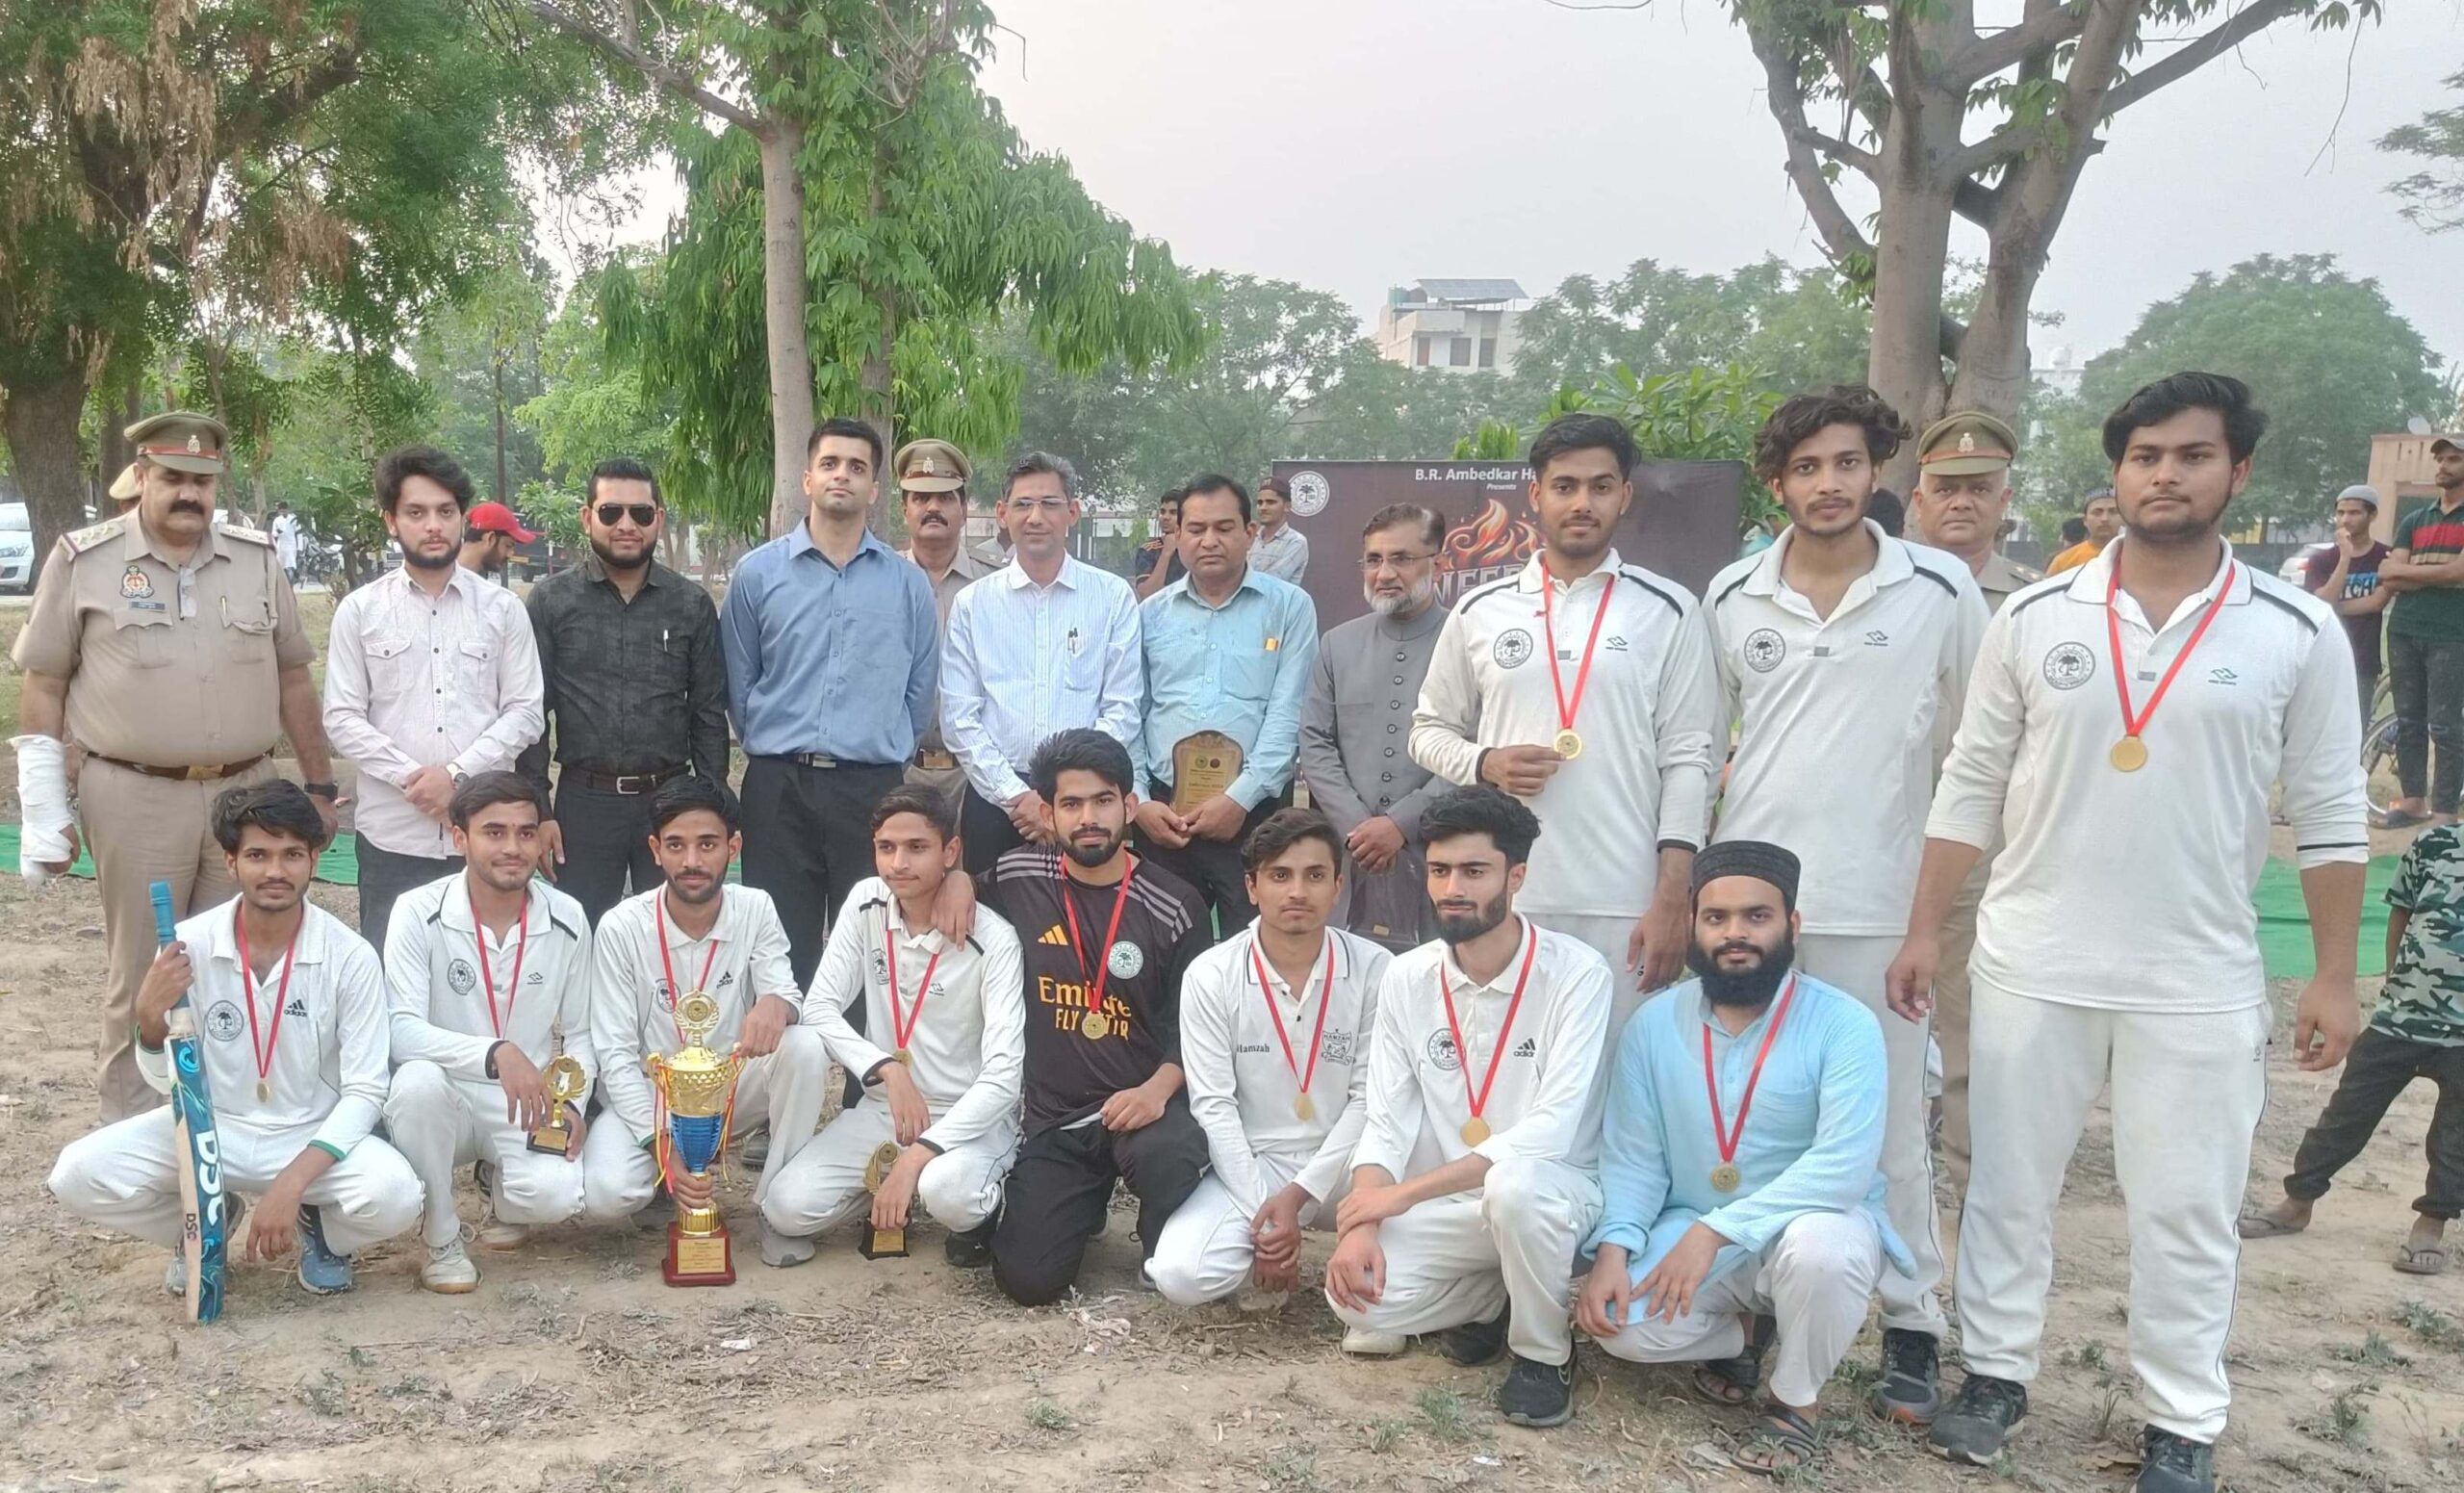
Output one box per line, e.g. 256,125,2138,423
894,438,995,811
1909,409,2040,1189
11,412,340,1122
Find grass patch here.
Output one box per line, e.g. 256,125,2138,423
1415,1387,1478,1443
2400,1300,2464,1351
2295,1385,2374,1446
2335,1331,2411,1370
1024,1397,1073,1432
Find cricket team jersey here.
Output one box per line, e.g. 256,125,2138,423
590,884,802,1146
383,872,597,1091
1928,542,2368,1013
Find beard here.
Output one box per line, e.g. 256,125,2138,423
402,544,455,571
1062,822,1127,868
1685,933,1796,1009
1365,575,1436,617
589,534,652,572
1432,886,1513,945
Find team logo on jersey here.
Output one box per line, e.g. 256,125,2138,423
2208,666,2239,686
448,958,478,994
1426,1029,1462,1071
1039,925,1069,946
1288,470,1332,517
2042,641,2096,690
285,997,309,1017
1862,629,1891,648
1743,629,1786,673
870,948,890,982
1106,940,1144,978
1322,1027,1355,1065
1493,629,1534,669
1513,1036,1538,1057
120,565,154,600
1604,635,1629,651
205,999,244,1042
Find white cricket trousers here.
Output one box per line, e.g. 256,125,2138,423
49,1108,421,1255
1145,1146,1349,1305
1959,980,2271,1443
758,1097,1018,1238
1795,932,1945,1338
1593,1209,1883,1407
383,1062,588,1249
576,1026,831,1223
1324,1155,1604,1364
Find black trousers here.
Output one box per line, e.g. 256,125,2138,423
737,756,904,989
2390,632,2464,813
356,837,462,956
551,778,665,926
961,785,1031,874
991,1096,1210,1306
2284,1026,2464,1221
1135,783,1282,932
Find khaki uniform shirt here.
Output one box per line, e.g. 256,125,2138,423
13,516,310,766
1974,550,2042,615
902,544,995,764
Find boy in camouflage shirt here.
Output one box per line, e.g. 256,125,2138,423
2240,825,2464,1274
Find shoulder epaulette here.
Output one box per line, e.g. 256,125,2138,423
217,521,273,548
63,517,126,554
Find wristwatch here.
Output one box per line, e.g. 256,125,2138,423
302,781,340,801
449,765,469,786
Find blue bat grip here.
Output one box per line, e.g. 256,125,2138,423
150,881,177,946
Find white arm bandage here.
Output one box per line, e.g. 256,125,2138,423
12,735,75,884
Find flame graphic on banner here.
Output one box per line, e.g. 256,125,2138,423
1438,498,1540,603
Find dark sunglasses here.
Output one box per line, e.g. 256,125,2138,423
595,502,659,527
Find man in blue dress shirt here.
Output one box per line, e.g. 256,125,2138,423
1575,840,1905,1477
1132,474,1321,928
720,417,939,989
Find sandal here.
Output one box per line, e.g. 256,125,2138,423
2395,1242,2450,1275
1732,1402,1819,1476
1689,1313,1777,1407
2236,1211,2308,1240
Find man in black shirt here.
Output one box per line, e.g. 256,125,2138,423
978,728,1214,1304
518,459,732,924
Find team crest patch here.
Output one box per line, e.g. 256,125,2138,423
205,1000,245,1042
448,958,478,995
1743,629,1786,673
1288,470,1331,517
2042,641,2096,691
869,948,890,982
1493,629,1534,669
1106,940,1144,979
1426,1029,1462,1072
120,565,154,600
1322,1028,1355,1066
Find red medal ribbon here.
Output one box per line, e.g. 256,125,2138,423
1060,859,1138,1018
1539,566,1616,737
1703,973,1801,1171
470,886,529,1040
1249,935,1336,1101
2104,548,2237,745
654,891,724,1014
1438,921,1539,1137
885,910,943,1052
233,904,299,1096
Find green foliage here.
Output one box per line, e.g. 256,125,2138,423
2382,67,2464,233
518,256,679,505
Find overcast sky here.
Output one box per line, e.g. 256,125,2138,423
962,0,2464,371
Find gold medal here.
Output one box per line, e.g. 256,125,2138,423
1709,1163,1741,1193
2109,735,2148,772
1460,1117,1491,1146
1553,728,1582,759
1294,1093,1316,1122
1081,1010,1110,1041
893,1047,913,1066
256,1080,271,1103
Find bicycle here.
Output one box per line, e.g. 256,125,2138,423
2363,674,2400,819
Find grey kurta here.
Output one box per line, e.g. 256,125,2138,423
1299,603,1448,950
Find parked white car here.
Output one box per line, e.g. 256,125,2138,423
0,502,33,593
2277,541,2333,588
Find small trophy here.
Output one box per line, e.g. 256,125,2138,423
1168,731,1245,815
526,1055,588,1156
859,1142,909,1259
646,992,743,1286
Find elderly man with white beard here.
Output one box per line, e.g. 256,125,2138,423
1299,503,1452,953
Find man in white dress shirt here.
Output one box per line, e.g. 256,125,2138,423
1250,477,1312,584
1889,373,2369,1493
1411,413,1720,1020
763,785,1026,1266
940,451,1143,871
381,773,597,1293
1148,809,1391,1306
1324,786,1610,1430
323,445,544,952
49,782,420,1299
1703,386,1989,1423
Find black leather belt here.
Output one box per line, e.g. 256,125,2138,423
87,752,268,783
567,764,688,796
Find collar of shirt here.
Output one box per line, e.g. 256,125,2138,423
1741,521,1912,620
1233,917,1364,1007
378,559,487,607
999,553,1087,593
1514,547,1624,597
905,544,994,585
437,877,582,945
2066,535,2247,632
577,553,672,593
123,514,227,571
1159,565,1268,612
1439,916,1538,998
786,521,892,570
204,898,336,971
881,889,953,956
1374,603,1447,643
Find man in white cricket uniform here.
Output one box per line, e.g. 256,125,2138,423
1324,786,1610,1430
1703,387,1988,1420
579,778,830,1257
1412,413,1719,1022
381,773,596,1292
50,781,420,1297
1148,809,1391,1306
1892,373,2367,1493
764,786,1026,1265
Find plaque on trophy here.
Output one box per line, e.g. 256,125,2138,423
646,992,743,1286
526,1055,588,1156
859,1141,910,1259
1168,731,1245,815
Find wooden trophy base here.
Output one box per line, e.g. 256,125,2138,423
859,1224,909,1260
663,1220,736,1286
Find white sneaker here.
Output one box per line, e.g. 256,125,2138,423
475,1207,528,1251
421,1239,480,1294
164,1257,187,1297
1235,1285,1291,1315
1342,1327,1407,1357
759,1222,816,1268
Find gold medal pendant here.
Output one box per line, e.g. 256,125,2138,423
1081,1011,1110,1041
893,1047,913,1067
1460,1117,1491,1146
1709,1163,1741,1193
256,1080,271,1103
2109,735,2148,772
1294,1093,1316,1122
1553,728,1582,759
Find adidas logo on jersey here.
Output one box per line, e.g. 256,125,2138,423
1513,1037,1537,1058
285,998,310,1018
1040,925,1069,946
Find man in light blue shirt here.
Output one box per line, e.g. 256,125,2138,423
1575,839,1905,1477
719,417,938,989
1131,474,1320,926
940,451,1143,872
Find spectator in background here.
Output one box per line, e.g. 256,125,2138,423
2046,490,2119,573
271,502,302,582
457,501,536,580
2377,436,2464,829
1251,476,1311,584
1134,488,1185,600
2304,484,2393,729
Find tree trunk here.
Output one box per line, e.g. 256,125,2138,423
1865,64,1967,491
2,371,96,572
858,144,897,469
493,354,511,502
758,120,816,539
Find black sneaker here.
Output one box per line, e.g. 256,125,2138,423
1497,1352,1577,1429
944,1221,995,1269
1438,1309,1508,1367
1869,1327,1942,1425
1928,1375,2028,1464
2135,1428,2216,1493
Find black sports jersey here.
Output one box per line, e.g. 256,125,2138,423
978,846,1213,1132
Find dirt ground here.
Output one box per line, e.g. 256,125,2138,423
2,875,2459,1493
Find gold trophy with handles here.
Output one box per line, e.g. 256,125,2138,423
526,1055,588,1155
646,992,743,1286
860,1142,910,1259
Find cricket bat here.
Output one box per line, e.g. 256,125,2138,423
153,881,227,1323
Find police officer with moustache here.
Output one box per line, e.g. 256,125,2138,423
893,439,997,812
13,411,341,1122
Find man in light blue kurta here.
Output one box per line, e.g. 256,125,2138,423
1575,839,1906,1476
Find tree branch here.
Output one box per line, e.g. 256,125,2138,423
1953,177,2004,228
1749,26,1874,269
1949,4,2091,90
1940,313,1968,363
525,0,765,133
1791,125,1880,179
2102,0,2309,116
